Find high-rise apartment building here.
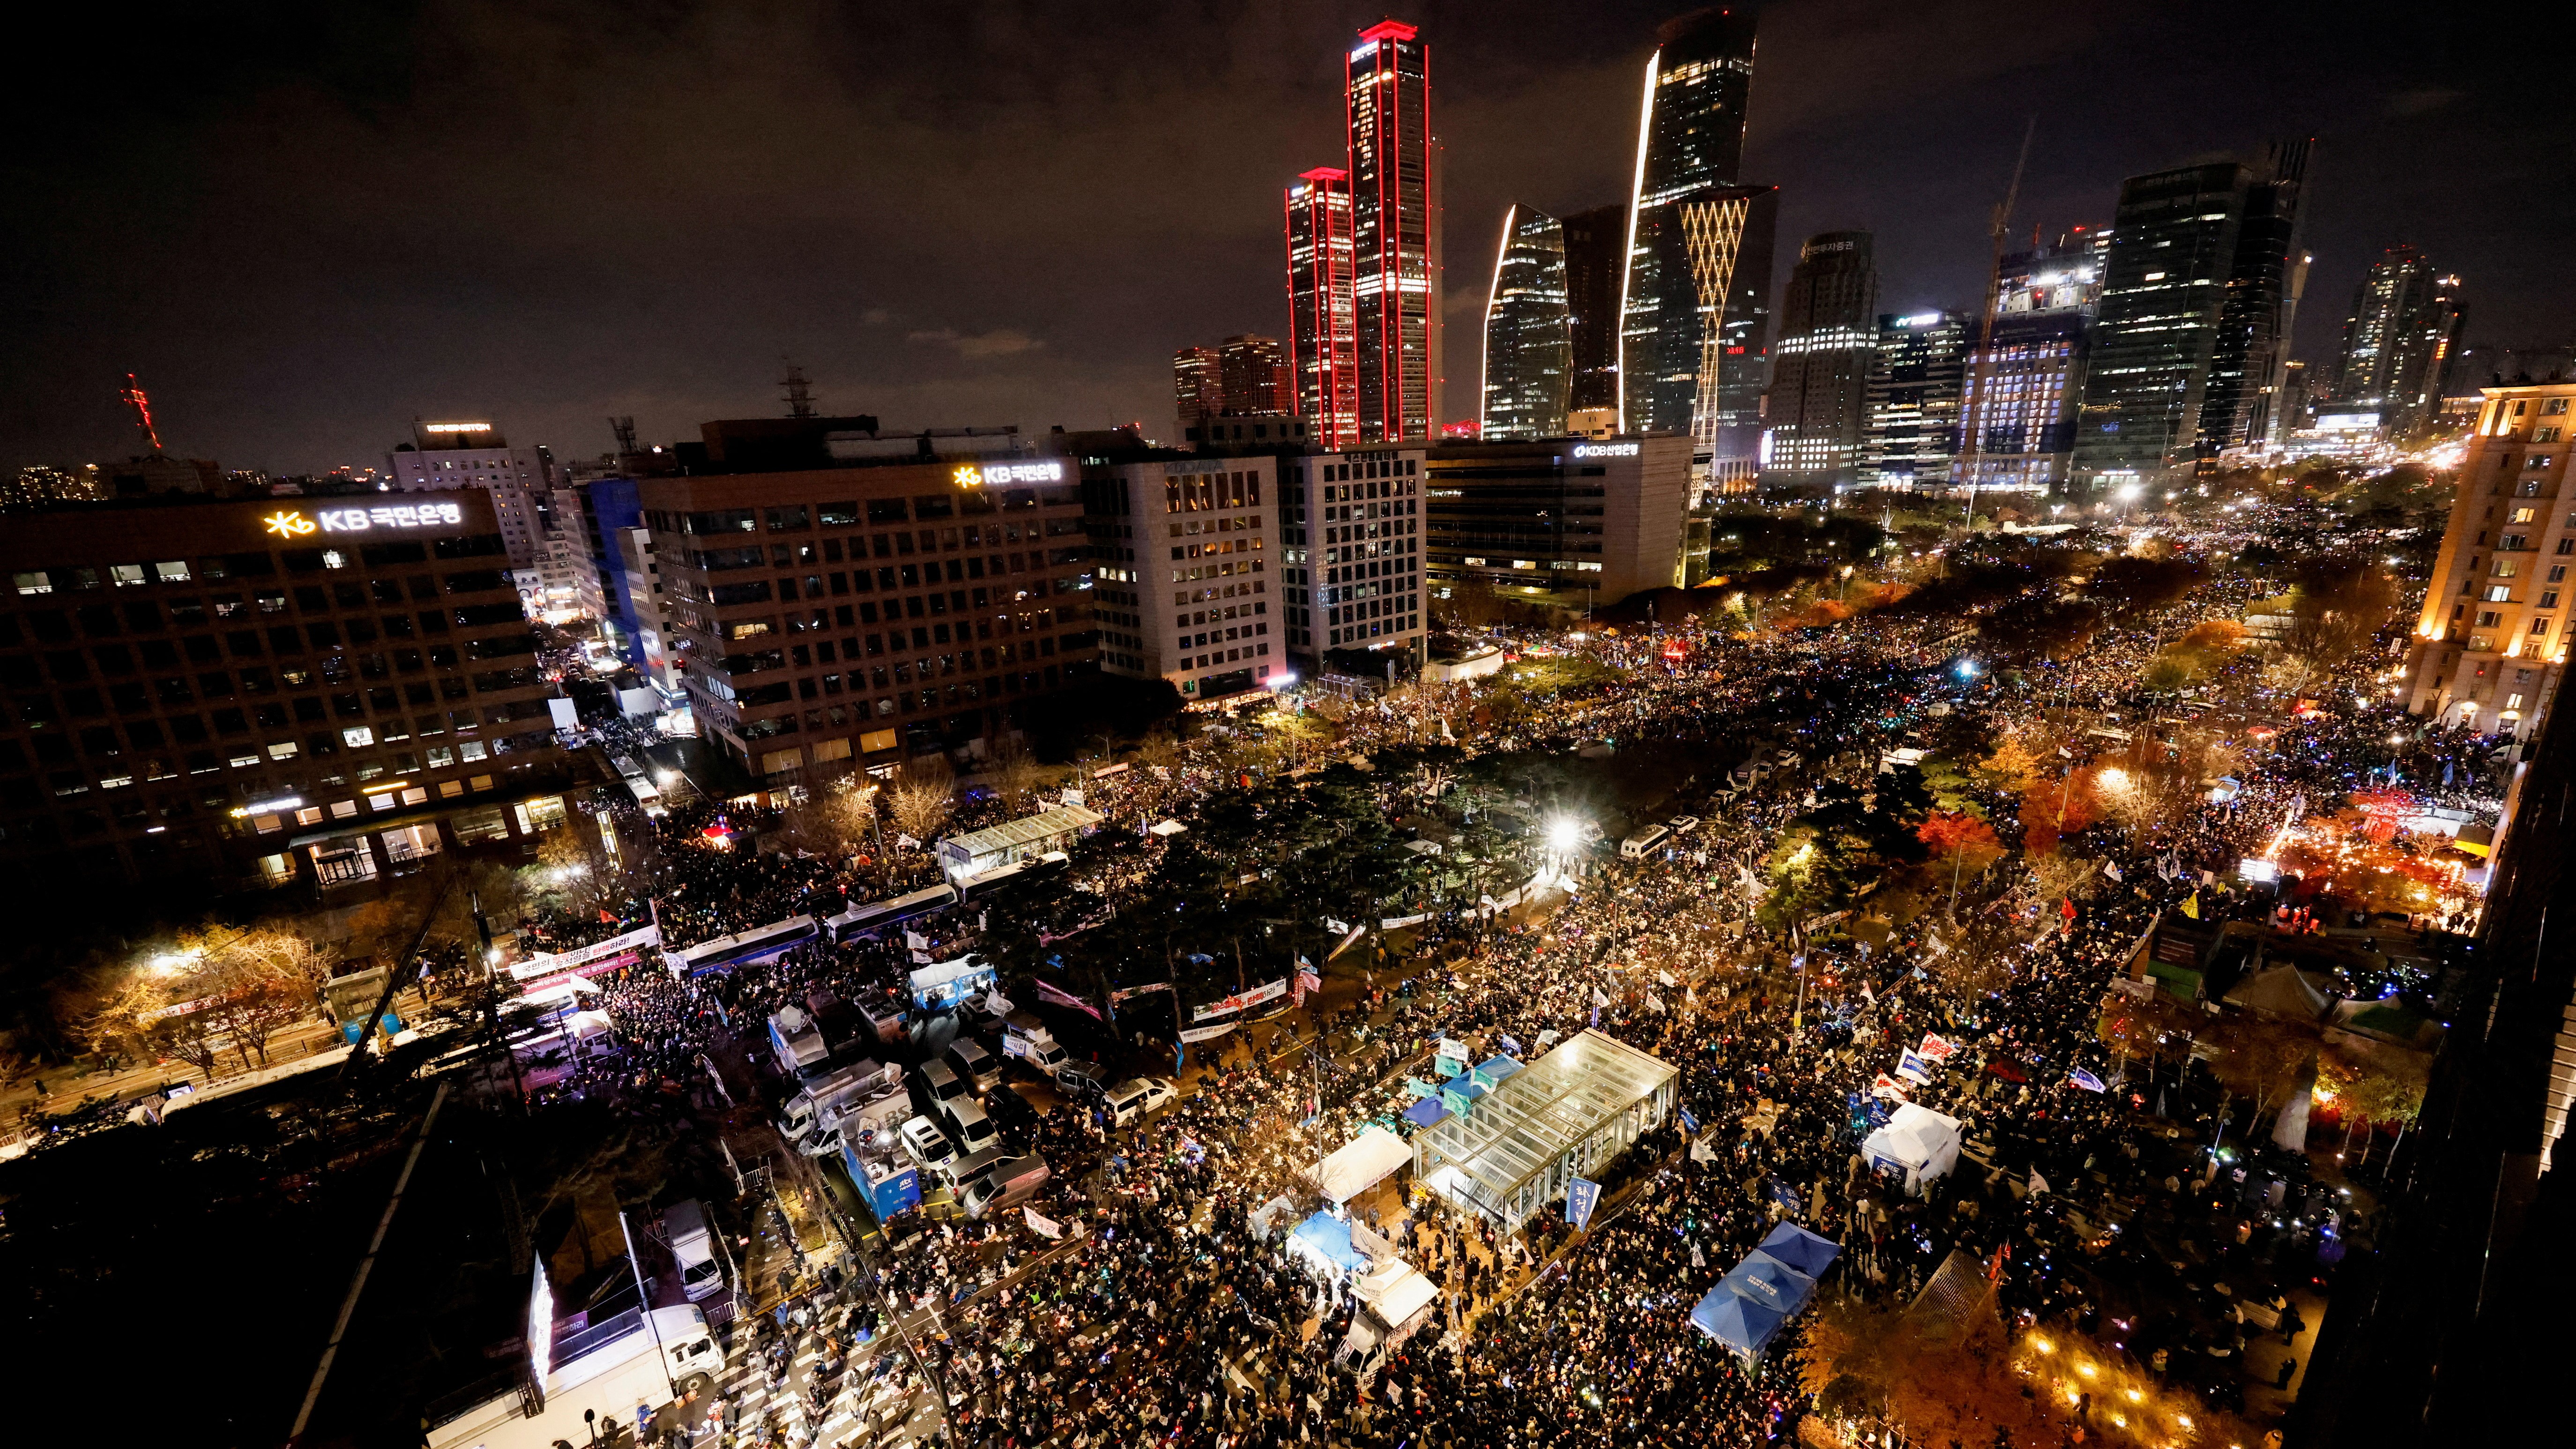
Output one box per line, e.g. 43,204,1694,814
1760,231,1879,490
1174,347,1224,440
1958,227,2108,494
1861,312,1970,489
2070,163,2253,490
1219,335,1292,418
636,449,1097,781
1345,20,1440,443
1480,205,1573,440
2404,382,2575,742
2199,140,2313,457
1082,454,1285,703
2330,246,2466,438
1285,168,1360,449
1618,7,1767,464
386,421,561,606
1561,205,1628,423
1277,448,1428,680
0,491,583,892
1424,434,1690,607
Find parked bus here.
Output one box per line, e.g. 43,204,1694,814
825,883,958,944
666,914,819,976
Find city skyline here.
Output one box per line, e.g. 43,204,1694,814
5,0,2567,474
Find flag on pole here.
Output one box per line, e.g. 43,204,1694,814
1918,1033,1957,1061
1035,979,1102,1019
2027,1169,2049,1196
2060,897,2077,922
2180,892,2201,920
1679,1105,1700,1133
2104,860,2123,882
2067,1067,2107,1092
1861,977,1876,1004
1871,1073,1908,1100
1895,1048,1935,1085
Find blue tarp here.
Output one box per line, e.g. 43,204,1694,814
1757,1221,1844,1278
1400,1097,1452,1129
1288,1211,1369,1275
1440,1070,1489,1102
1689,1287,1786,1356
1474,1054,1522,1083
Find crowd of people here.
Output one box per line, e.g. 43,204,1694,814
499,511,2510,1449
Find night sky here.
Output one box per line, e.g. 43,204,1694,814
5,0,2562,475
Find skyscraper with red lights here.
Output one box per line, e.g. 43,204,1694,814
1287,167,1359,448
1345,20,1439,442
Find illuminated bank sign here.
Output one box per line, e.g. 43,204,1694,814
422,421,494,435
1572,442,1641,459
263,502,465,538
951,460,1065,487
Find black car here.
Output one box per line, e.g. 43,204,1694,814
984,1081,1042,1144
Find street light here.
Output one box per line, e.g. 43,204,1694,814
1546,817,1582,854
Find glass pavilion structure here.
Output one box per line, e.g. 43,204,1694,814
1412,1029,1678,1230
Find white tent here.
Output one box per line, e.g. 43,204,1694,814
1861,1103,1962,1195
1353,1258,1439,1330
1310,1125,1414,1204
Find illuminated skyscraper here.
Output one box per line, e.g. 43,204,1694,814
2331,246,2466,438
1760,231,1878,490
1561,204,1627,420
1286,167,1359,448
1617,7,1771,470
1219,334,1293,417
2404,381,2574,742
1480,205,1572,440
1174,346,1223,439
2200,139,2313,456
2071,163,2253,490
1958,227,2107,494
1861,311,1970,489
1345,20,1440,443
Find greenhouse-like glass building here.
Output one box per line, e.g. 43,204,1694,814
1412,1029,1678,1229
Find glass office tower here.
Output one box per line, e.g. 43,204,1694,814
1481,205,1573,439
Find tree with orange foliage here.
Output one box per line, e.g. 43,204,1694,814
1917,810,2004,917
2018,766,2106,855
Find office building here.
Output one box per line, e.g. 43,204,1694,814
635,450,1096,781
2070,163,2254,490
1174,346,1224,440
1278,447,1429,682
1957,227,2107,494
1424,433,1690,608
0,491,583,892
2403,383,2574,742
1082,453,1285,704
1860,311,1971,490
1286,167,1360,449
1220,335,1293,418
1345,20,1441,443
2199,140,2313,457
1705,188,1779,482
386,421,562,606
1760,232,1879,490
1618,7,1767,461
1561,204,1628,422
2329,246,2465,438
1480,205,1573,440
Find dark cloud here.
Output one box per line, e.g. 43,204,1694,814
1,0,2562,473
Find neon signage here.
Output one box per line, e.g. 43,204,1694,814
1572,443,1641,459
954,461,1064,486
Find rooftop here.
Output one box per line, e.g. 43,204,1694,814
1413,1029,1677,1215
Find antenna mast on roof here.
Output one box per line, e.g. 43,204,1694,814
609,416,639,455
119,373,164,454
781,362,817,419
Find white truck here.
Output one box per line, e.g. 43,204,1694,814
428,1304,722,1449
766,1005,829,1078
999,1012,1070,1078
662,1198,725,1302
776,1059,906,1157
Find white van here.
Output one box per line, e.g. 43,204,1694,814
662,1199,723,1302
939,1095,999,1154
1619,825,1671,860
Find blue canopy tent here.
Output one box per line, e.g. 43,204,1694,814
1288,1211,1369,1277
1757,1221,1844,1278
1689,1288,1787,1357
1400,1097,1452,1129
1722,1250,1817,1315
1474,1054,1523,1084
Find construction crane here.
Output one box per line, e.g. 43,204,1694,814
1956,119,2036,524
119,372,163,453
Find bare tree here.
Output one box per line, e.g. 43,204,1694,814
887,757,956,845
985,734,1045,812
